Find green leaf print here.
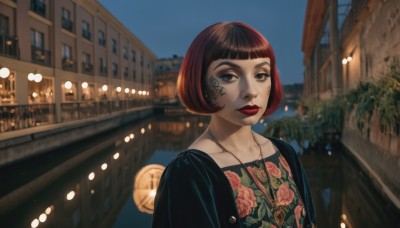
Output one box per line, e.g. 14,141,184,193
240,168,251,187
261,221,276,228
286,214,295,226
270,176,280,189
245,216,259,224
280,164,288,179
257,202,267,220
254,189,264,197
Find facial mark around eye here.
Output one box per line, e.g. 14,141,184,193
208,76,226,97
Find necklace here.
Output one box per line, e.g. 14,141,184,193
208,128,288,227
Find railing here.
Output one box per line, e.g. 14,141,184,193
0,101,153,132
62,18,74,32
98,38,106,46
82,30,91,41
81,62,93,75
0,104,55,133
30,0,46,18
0,35,19,58
62,58,76,72
31,46,51,66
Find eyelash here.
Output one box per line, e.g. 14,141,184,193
217,72,271,82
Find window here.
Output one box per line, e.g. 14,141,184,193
99,57,107,75
82,20,91,40
338,0,352,30
131,50,136,62
0,14,9,35
61,8,73,31
112,39,117,54
123,47,128,59
124,67,128,78
83,53,90,65
82,52,92,73
112,63,118,76
98,30,106,46
62,44,71,59
62,44,74,71
30,0,46,18
31,29,44,48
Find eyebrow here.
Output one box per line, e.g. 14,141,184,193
213,61,271,70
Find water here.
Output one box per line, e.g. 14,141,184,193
0,111,399,228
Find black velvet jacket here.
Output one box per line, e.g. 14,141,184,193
152,137,317,228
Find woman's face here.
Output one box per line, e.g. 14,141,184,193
205,57,272,126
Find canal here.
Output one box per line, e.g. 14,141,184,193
0,111,399,228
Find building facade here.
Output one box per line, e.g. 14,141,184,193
0,0,157,132
154,55,183,104
302,0,400,221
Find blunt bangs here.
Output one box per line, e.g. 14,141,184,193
178,22,282,117
203,23,274,72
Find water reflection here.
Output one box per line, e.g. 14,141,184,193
0,113,399,228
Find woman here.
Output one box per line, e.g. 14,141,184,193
152,22,316,228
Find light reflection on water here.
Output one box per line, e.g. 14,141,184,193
0,110,399,228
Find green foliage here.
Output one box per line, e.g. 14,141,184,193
263,57,400,147
264,116,305,148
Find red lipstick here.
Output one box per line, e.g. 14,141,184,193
237,105,260,116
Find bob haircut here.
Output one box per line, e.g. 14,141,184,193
177,22,282,118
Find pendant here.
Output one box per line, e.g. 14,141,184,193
302,206,307,217
273,207,286,227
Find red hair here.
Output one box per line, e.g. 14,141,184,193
177,22,282,117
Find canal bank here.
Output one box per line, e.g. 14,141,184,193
0,106,154,167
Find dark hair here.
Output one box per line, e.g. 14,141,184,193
177,22,282,117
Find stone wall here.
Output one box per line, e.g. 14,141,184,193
360,0,400,80
341,112,400,209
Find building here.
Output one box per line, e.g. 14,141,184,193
302,0,400,222
0,0,157,133
154,55,183,104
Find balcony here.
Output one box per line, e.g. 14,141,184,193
98,38,106,46
62,58,76,72
82,30,91,41
99,66,107,76
0,35,19,59
31,46,51,66
62,18,74,32
30,0,46,18
82,62,93,75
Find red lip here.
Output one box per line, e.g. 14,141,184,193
237,105,260,116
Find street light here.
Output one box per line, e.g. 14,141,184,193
0,67,10,78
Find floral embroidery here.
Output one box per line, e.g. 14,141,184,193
279,155,292,178
236,186,257,218
247,166,268,196
276,183,294,206
294,204,304,228
225,170,241,190
265,162,281,178
222,152,304,227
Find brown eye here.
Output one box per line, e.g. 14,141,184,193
219,73,238,82
255,73,270,81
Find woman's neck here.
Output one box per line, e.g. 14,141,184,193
208,115,256,152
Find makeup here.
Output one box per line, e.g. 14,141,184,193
237,105,260,116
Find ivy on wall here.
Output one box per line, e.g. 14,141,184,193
264,57,400,148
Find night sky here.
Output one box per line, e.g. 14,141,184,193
98,0,307,85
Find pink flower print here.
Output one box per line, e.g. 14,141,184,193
276,183,294,206
224,170,241,190
279,156,293,178
294,204,303,228
235,186,257,218
266,161,282,178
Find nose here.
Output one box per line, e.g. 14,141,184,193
241,77,258,99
